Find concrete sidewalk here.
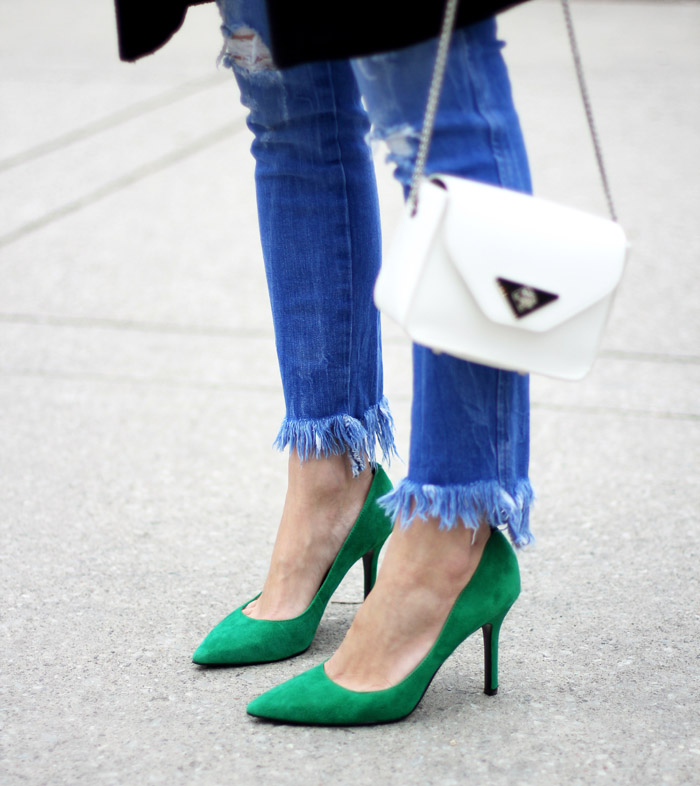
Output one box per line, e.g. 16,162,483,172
1,1,698,784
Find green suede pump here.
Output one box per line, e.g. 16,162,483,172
246,528,520,725
192,465,394,666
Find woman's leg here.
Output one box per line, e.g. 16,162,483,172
215,1,396,619
326,19,534,690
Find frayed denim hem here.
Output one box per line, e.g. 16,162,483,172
378,478,535,548
273,396,398,476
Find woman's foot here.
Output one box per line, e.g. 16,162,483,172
243,451,373,621
324,517,491,691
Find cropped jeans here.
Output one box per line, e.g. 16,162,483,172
216,0,534,546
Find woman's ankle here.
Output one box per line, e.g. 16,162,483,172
287,450,373,505
244,453,374,621
389,515,491,585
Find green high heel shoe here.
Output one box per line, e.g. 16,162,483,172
246,528,520,724
192,465,393,666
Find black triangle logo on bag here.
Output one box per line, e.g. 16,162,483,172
497,278,559,319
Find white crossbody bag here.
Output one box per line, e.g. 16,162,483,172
373,0,629,380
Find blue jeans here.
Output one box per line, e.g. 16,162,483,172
216,1,534,546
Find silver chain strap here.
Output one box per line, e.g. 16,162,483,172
408,0,460,215
407,0,619,223
560,0,617,221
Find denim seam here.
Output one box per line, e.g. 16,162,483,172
324,62,356,416
496,369,507,487
460,30,507,188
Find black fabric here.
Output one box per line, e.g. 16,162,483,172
114,0,530,65
264,1,531,68
114,0,213,63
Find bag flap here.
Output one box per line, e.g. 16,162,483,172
431,175,628,332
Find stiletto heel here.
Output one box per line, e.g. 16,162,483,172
482,610,508,696
247,528,521,725
193,466,393,666
362,548,380,598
